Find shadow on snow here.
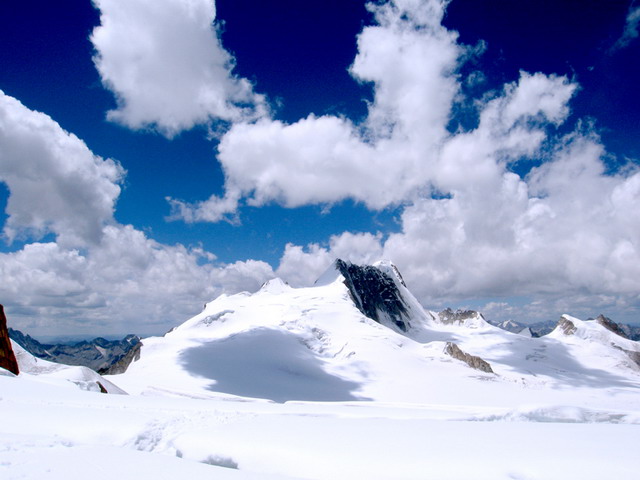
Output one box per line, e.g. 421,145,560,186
180,328,367,403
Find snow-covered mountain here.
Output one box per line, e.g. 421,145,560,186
2,260,640,479
489,318,527,333
488,315,640,340
112,259,640,409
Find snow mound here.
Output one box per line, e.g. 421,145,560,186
258,277,291,295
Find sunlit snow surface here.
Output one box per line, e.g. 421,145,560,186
2,274,640,479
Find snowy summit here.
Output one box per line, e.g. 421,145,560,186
2,259,640,479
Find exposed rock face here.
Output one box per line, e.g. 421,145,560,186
335,259,411,332
9,329,141,372
438,308,481,325
0,305,20,375
100,340,142,375
96,381,109,394
557,316,577,335
595,314,629,339
444,342,494,373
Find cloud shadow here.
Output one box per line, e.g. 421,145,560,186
180,328,367,403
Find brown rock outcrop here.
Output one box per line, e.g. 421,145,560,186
0,305,20,375
557,316,577,335
595,314,629,339
444,342,494,373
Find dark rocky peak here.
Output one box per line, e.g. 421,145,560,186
93,337,113,348
438,308,482,324
7,328,49,357
595,314,629,339
0,305,20,375
100,340,142,375
335,259,411,332
122,334,141,347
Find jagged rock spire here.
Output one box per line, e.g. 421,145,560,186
335,259,411,332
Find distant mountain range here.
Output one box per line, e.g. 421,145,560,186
486,315,640,340
7,262,639,379
8,328,141,374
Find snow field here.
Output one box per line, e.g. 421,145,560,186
3,271,640,478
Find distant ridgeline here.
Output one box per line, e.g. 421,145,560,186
8,328,141,374
486,315,640,340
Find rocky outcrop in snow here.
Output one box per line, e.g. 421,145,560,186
101,340,142,375
0,305,19,375
438,308,478,324
595,314,629,339
556,316,577,335
550,314,640,371
335,259,412,332
444,342,494,373
435,308,489,329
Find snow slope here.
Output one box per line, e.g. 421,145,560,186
2,363,640,480
114,261,640,411
11,340,127,394
2,260,640,479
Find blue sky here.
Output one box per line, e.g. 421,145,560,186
1,0,639,338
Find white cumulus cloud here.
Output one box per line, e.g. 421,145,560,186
276,232,384,287
165,0,639,323
0,90,124,247
91,0,266,137
0,228,274,337
0,91,274,337
169,0,461,221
